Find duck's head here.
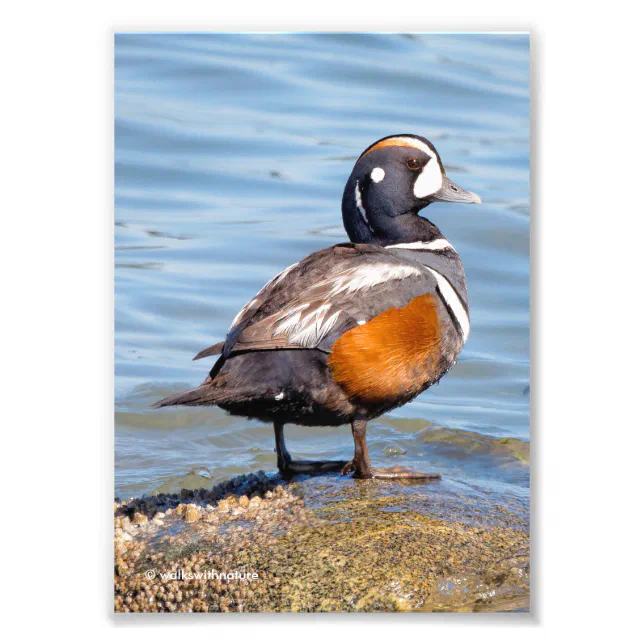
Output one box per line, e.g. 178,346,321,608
341,134,481,244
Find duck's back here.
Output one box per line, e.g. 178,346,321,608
155,240,469,425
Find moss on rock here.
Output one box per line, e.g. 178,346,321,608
114,471,529,613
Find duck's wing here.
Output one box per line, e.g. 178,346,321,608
191,257,308,361
213,243,441,358
192,249,335,361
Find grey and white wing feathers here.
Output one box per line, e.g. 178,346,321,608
225,244,439,354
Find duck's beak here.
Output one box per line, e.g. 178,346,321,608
432,175,481,204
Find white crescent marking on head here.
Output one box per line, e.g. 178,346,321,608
414,156,443,198
381,136,433,156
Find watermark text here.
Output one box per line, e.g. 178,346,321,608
145,569,258,582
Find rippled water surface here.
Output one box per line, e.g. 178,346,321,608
115,33,530,501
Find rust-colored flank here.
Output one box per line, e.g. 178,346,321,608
328,294,442,405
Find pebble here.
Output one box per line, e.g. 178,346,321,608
184,505,199,523
383,445,407,456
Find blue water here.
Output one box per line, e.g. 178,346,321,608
115,33,530,500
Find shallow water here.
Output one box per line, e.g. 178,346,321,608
115,33,530,501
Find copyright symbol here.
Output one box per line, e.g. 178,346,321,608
145,570,156,580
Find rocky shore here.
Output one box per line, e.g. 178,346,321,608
114,471,529,613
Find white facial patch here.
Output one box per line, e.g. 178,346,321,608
413,156,443,198
425,266,470,341
371,167,385,183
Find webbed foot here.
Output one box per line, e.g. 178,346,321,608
279,459,348,478
355,465,442,481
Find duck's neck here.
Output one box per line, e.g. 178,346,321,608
343,203,444,246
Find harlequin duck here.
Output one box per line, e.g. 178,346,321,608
155,134,481,480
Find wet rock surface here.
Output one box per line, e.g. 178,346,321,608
114,471,529,613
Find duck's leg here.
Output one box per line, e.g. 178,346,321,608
273,422,347,477
346,419,442,481
273,421,292,474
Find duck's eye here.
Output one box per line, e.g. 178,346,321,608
406,158,422,171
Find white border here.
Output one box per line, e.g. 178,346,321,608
4,0,643,637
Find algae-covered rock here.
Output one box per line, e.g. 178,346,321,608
418,426,530,466
114,471,529,613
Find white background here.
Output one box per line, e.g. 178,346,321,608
2,0,643,637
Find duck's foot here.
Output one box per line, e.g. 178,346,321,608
279,459,348,478
341,459,356,476
354,465,442,481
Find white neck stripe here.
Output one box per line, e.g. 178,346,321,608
354,180,370,229
386,239,454,252
425,267,470,341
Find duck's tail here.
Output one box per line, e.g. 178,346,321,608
152,382,228,408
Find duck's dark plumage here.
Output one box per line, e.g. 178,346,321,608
155,134,481,479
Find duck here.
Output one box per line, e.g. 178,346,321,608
155,134,481,480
